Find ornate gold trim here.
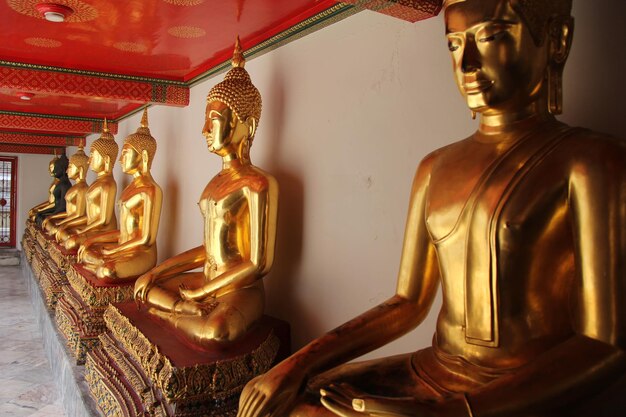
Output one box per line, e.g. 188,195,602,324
67,265,134,307
104,304,280,404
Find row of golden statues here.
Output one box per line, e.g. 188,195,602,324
24,0,625,416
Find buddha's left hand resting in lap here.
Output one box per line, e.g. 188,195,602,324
77,109,163,282
134,39,278,346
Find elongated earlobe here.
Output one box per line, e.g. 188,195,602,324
247,117,257,140
142,150,149,173
548,17,574,115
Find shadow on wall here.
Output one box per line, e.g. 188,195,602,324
160,177,179,259
260,58,327,347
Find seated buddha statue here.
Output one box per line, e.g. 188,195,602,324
34,153,72,226
134,39,278,346
28,153,59,222
76,109,162,282
238,1,626,416
41,146,89,237
56,120,118,251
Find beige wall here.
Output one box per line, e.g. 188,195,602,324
3,153,56,250
70,1,626,359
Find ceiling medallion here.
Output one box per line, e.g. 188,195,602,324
113,42,148,53
16,92,34,100
167,26,206,39
35,3,73,22
7,0,98,23
162,0,205,6
25,37,62,48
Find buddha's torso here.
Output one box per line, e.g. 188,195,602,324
64,182,88,217
47,179,58,203
118,177,160,248
426,121,581,369
86,175,117,227
199,164,269,292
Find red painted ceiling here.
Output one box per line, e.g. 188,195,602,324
1,0,340,81
0,0,441,149
0,0,347,141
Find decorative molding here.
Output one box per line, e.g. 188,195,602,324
0,131,84,147
0,66,189,106
0,111,118,134
0,143,64,154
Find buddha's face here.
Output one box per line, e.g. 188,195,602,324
89,149,105,173
445,0,548,114
48,161,56,177
120,144,141,174
67,162,79,180
202,100,247,156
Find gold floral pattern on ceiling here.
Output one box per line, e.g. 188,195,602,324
167,25,206,39
163,0,204,6
24,37,62,48
161,0,205,6
113,42,148,53
7,0,98,23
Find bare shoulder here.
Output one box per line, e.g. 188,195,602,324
246,165,278,195
561,129,626,167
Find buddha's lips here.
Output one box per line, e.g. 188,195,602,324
463,79,493,94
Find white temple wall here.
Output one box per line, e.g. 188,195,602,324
71,1,626,359
7,153,55,251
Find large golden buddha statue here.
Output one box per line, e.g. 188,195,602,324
76,109,162,282
238,1,626,416
28,153,59,221
134,39,278,346
56,120,118,251
41,146,90,237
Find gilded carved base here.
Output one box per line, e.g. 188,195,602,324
55,264,134,364
85,303,290,417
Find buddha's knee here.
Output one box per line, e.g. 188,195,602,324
203,307,246,343
64,237,77,250
96,263,117,281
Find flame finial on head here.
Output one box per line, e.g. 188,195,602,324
232,36,245,68
140,108,149,128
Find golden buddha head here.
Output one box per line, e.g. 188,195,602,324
48,152,59,176
444,0,573,115
203,37,261,157
89,119,119,173
121,108,157,174
68,145,89,180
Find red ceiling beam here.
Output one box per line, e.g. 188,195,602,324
0,112,117,135
0,65,189,106
341,0,442,22
0,143,64,155
0,131,84,147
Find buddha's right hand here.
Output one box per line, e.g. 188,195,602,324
134,272,156,304
237,360,306,417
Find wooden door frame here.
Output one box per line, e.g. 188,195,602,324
0,156,18,247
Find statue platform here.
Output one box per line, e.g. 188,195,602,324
24,222,77,311
21,220,37,263
56,263,134,364
41,240,77,310
86,302,290,417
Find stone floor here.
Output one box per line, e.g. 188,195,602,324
0,265,66,417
